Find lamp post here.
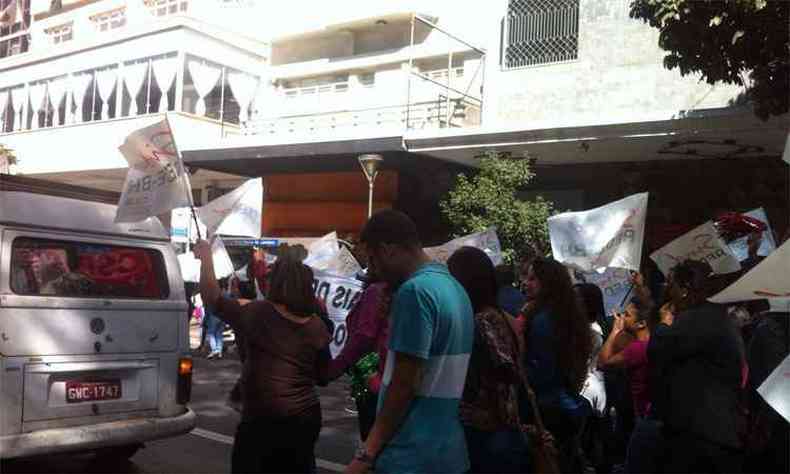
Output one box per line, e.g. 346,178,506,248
358,154,384,219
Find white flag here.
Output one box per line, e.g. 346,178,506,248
757,354,790,423
549,193,648,272
115,118,193,223
425,227,504,266
303,232,340,270
197,178,262,238
709,238,790,304
650,221,741,277
0,0,19,27
322,246,362,278
176,238,235,283
211,237,235,279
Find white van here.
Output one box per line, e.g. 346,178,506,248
0,181,196,460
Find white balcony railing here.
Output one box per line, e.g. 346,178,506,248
245,96,481,137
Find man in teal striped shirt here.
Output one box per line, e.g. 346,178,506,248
347,210,474,474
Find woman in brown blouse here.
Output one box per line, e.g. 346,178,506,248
194,240,331,474
447,246,529,474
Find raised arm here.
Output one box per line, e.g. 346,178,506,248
598,312,629,369
194,239,243,328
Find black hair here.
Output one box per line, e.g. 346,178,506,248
359,210,421,250
574,283,605,324
447,246,499,314
495,264,516,288
669,259,714,310
267,254,317,317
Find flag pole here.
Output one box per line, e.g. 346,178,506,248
165,113,202,241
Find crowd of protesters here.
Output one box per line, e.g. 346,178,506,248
191,209,788,474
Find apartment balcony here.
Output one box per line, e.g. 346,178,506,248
244,65,482,138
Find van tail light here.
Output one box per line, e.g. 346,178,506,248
177,357,193,405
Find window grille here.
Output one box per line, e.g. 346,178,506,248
503,0,579,69
92,8,126,32
47,23,73,44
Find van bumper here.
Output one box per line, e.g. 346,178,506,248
0,408,197,459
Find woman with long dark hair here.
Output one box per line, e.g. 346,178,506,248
448,246,528,473
522,257,593,473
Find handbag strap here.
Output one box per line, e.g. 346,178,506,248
504,313,549,435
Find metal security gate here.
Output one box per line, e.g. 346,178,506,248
503,0,579,69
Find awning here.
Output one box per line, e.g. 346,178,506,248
180,131,406,175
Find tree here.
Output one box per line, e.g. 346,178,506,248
630,0,789,120
440,152,554,265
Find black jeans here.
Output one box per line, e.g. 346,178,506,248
464,426,529,474
231,408,321,474
662,431,743,474
356,392,378,441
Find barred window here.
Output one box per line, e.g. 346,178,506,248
503,0,579,69
92,8,126,32
46,23,73,45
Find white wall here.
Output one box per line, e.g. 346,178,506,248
481,0,744,128
4,113,229,175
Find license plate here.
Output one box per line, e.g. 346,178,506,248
66,380,122,403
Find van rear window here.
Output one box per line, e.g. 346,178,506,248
10,238,169,299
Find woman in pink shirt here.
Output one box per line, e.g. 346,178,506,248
598,277,660,474
327,281,390,440
598,295,653,417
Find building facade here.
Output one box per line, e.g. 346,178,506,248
1,0,787,246
0,0,269,201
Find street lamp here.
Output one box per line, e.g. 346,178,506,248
358,154,384,218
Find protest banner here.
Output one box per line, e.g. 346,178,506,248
709,238,790,304
197,178,263,238
549,193,648,272
574,267,633,316
312,270,365,357
425,228,504,266
727,208,777,261
757,353,790,423
115,118,194,223
650,221,742,276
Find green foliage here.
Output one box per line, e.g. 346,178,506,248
630,0,788,120
440,152,554,265
349,352,379,402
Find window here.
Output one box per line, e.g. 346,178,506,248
0,0,30,58
47,22,73,44
146,0,188,17
503,0,579,69
11,238,169,299
359,73,375,87
92,8,126,32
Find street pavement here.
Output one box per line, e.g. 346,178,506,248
1,322,359,474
